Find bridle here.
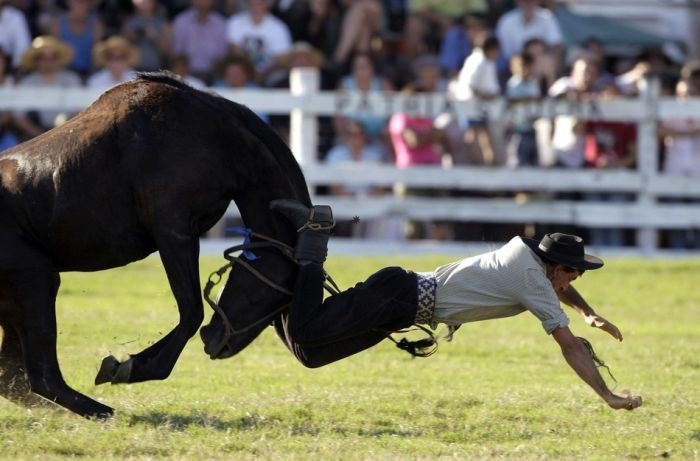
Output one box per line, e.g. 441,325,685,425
203,228,339,358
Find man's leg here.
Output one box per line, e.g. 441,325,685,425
270,200,418,367
275,264,418,368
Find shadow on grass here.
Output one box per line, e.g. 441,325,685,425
128,411,428,438
128,411,279,432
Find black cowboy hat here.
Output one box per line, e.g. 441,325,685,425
523,233,604,271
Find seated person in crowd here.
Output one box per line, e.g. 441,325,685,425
226,0,292,86
87,35,140,89
122,0,171,72
14,36,82,140
48,0,105,79
170,0,227,83
335,52,393,154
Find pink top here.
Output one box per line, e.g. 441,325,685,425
388,113,441,168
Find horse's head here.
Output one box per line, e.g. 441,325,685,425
195,89,311,359
200,232,297,359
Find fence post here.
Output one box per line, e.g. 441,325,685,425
289,67,320,167
636,77,660,253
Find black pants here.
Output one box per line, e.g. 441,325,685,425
274,265,418,368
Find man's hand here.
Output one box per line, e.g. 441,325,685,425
585,314,623,341
606,392,642,411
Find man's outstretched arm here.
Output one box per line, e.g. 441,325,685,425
558,286,623,341
551,326,642,410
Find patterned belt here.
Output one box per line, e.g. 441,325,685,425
415,272,437,326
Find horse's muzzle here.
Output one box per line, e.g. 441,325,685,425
200,317,236,360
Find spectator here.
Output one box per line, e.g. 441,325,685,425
335,52,393,154
506,52,540,167
390,54,450,169
0,50,20,151
332,0,383,68
548,56,603,169
225,0,292,85
86,35,139,89
495,0,562,62
658,78,700,249
439,13,488,77
325,119,387,197
167,54,206,89
266,41,336,153
388,54,453,240
212,52,257,89
454,33,501,166
270,0,309,42
584,83,637,247
616,48,677,97
404,0,488,59
267,40,332,87
522,37,557,95
0,0,31,72
325,120,397,239
303,0,342,60
122,0,171,72
98,0,135,36
49,0,105,79
212,51,269,122
13,36,82,140
171,0,227,83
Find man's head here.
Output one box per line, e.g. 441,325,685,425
523,233,603,291
571,56,601,93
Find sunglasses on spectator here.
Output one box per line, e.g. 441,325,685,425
107,54,128,62
37,54,59,62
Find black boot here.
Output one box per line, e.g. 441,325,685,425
270,199,334,264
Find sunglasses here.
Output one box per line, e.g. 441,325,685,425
107,53,128,62
37,54,59,62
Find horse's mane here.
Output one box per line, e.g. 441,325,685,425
134,71,311,205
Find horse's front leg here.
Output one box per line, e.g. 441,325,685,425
95,235,204,384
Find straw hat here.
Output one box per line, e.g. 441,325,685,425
93,36,141,67
20,36,75,71
278,42,324,68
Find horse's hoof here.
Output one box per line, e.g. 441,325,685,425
111,358,133,384
95,356,120,385
87,405,115,420
95,356,134,385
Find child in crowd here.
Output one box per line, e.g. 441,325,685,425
505,52,540,167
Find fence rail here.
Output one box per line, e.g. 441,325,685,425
3,68,700,252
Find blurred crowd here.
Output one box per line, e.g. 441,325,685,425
2,0,700,247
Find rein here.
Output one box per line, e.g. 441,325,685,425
203,229,340,358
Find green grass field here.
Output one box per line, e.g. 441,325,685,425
0,254,698,460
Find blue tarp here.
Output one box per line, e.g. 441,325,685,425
555,7,672,48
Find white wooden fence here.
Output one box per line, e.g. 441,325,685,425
2,68,700,253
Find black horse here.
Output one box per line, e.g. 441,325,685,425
0,72,309,418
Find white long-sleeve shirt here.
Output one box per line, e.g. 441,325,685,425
431,237,570,334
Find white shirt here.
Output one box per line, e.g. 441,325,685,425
662,118,700,177
454,48,500,100
0,5,31,68
225,12,292,71
87,68,138,90
431,236,569,334
495,6,562,58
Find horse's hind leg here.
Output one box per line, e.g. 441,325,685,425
11,270,113,418
0,318,46,407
